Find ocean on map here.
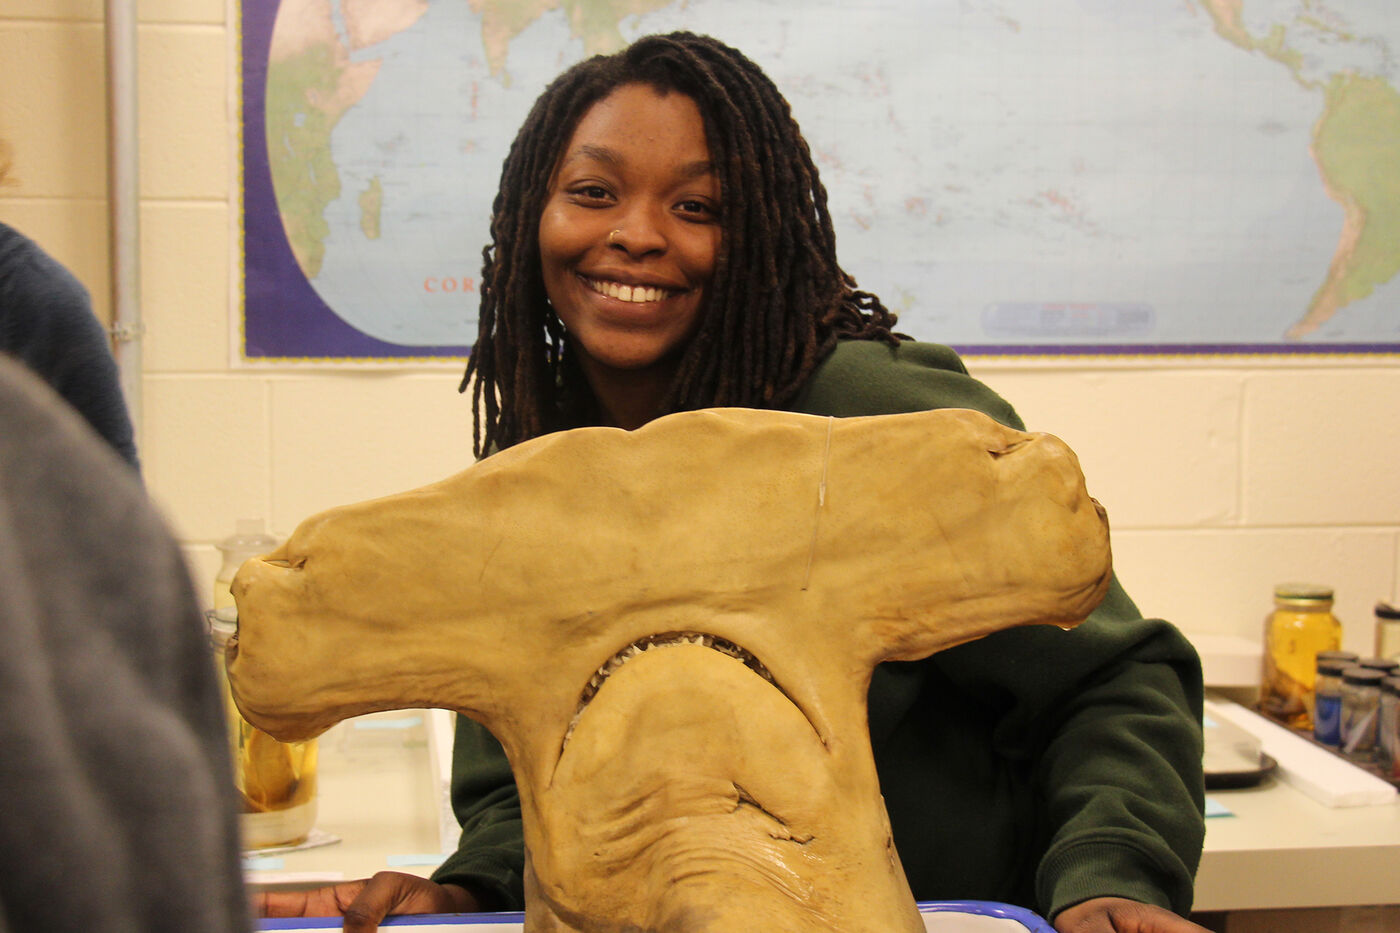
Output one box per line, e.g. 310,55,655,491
267,0,1400,353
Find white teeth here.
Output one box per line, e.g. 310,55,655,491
588,278,668,303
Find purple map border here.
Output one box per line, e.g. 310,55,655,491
956,340,1400,356
238,0,1397,360
240,0,471,361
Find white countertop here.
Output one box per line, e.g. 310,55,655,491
243,711,446,887
245,707,1400,913
1200,772,1400,910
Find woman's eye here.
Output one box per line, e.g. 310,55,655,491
677,199,719,220
569,185,612,203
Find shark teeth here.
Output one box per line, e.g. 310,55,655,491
562,631,777,749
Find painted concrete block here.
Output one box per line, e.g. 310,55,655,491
140,200,230,371
138,25,230,199
1113,527,1397,655
270,374,473,529
143,374,270,541
1243,369,1400,526
0,22,107,198
979,368,1241,529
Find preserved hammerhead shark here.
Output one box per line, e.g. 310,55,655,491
226,406,1111,933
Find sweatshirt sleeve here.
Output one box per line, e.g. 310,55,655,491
429,715,526,910
939,582,1205,918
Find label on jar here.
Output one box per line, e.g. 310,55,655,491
1315,692,1343,746
1342,690,1380,759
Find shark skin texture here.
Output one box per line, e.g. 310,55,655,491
226,406,1112,933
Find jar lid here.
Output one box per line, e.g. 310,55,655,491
1274,582,1334,602
206,606,237,647
1317,650,1359,663
1317,658,1352,676
1377,601,1400,620
1342,666,1385,685
1358,656,1400,672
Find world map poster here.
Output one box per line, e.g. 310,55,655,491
239,0,1400,362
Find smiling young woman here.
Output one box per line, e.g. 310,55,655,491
459,32,901,456
257,31,1208,933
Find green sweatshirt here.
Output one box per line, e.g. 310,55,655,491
432,339,1206,919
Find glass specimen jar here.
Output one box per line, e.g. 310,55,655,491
1259,583,1341,730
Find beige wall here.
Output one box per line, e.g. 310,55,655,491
3,3,1398,659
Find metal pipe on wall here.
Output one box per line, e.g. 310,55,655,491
105,0,143,441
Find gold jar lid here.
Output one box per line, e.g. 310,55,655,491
1273,582,1334,608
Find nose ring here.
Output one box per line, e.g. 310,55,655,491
607,229,622,246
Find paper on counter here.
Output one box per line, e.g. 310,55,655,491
1204,697,1397,808
1204,797,1234,818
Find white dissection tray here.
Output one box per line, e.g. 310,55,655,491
259,900,1052,931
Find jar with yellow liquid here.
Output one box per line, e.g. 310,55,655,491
210,520,318,849
1259,583,1341,730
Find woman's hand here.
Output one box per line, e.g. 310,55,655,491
1054,897,1212,933
256,872,479,933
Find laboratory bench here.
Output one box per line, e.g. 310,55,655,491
244,705,1400,923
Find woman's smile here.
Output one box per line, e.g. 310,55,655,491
580,275,681,305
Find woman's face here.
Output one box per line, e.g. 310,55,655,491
538,83,720,398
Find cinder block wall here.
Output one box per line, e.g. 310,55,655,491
2,2,1397,655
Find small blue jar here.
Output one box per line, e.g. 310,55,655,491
1314,655,1351,746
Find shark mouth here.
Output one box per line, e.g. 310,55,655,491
560,631,788,753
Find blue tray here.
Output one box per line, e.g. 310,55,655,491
259,899,1052,931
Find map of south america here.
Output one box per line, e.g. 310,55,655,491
1199,0,1400,338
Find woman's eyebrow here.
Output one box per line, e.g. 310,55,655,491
569,143,622,167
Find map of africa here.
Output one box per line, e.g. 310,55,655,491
240,0,1400,359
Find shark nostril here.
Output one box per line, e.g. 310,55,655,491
262,556,307,570
989,439,1029,459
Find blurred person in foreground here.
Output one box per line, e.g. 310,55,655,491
0,138,139,469
0,353,248,932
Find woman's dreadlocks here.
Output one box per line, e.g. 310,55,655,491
460,32,903,456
